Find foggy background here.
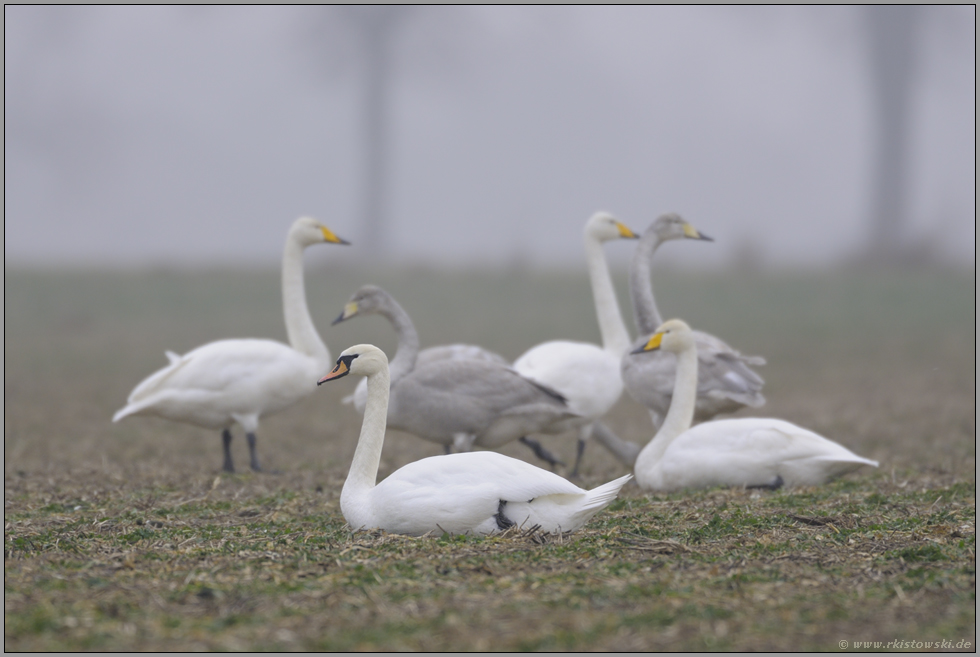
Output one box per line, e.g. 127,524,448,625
4,6,975,271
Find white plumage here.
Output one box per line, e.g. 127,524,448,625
112,217,349,472
632,319,878,492
512,211,639,474
319,344,632,536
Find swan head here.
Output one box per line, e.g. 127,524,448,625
646,213,712,244
317,344,388,384
332,284,389,325
584,211,639,243
631,318,695,355
289,216,351,248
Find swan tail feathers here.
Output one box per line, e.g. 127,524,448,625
112,398,153,423
112,405,133,423
581,473,632,512
812,454,879,468
165,350,182,365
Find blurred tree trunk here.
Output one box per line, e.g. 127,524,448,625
863,5,919,264
349,7,410,257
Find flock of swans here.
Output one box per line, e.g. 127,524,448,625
113,212,878,536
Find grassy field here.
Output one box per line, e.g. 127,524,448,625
4,265,976,650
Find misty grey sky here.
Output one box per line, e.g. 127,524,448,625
4,6,975,269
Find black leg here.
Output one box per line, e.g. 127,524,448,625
570,437,587,478
222,429,235,473
748,474,784,491
246,432,262,472
444,444,453,455
519,437,565,470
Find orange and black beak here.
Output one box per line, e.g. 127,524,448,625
317,354,357,385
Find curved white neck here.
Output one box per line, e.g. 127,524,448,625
635,346,697,472
341,367,390,504
584,235,631,356
282,238,329,364
630,232,664,335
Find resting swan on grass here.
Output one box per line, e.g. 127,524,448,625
333,285,576,467
630,319,878,492
622,214,766,431
112,217,349,472
512,212,639,475
318,344,632,536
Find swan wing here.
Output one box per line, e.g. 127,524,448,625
370,452,628,535
113,339,318,424
390,359,576,439
418,344,508,366
514,340,623,418
659,418,877,489
622,330,766,422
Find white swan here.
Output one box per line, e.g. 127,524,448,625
512,212,639,475
318,344,633,536
631,319,878,491
112,217,349,472
333,285,575,467
622,214,766,434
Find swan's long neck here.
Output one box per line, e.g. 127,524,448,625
635,346,697,472
630,232,664,335
377,294,420,385
341,367,390,500
584,234,631,356
282,238,329,363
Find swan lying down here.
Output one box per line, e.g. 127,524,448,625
318,344,632,536
628,319,878,492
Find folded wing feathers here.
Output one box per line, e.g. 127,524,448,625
125,351,191,404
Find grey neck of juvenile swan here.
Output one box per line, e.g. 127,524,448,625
374,292,420,386
584,233,632,357
341,365,390,500
282,236,330,364
630,229,665,335
635,346,697,472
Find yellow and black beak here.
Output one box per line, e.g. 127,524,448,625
682,223,713,242
616,221,640,239
332,301,359,325
321,226,351,245
318,354,356,385
631,331,664,355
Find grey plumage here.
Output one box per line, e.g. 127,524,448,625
335,285,579,461
621,214,766,433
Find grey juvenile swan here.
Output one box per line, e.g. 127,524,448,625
333,285,579,466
